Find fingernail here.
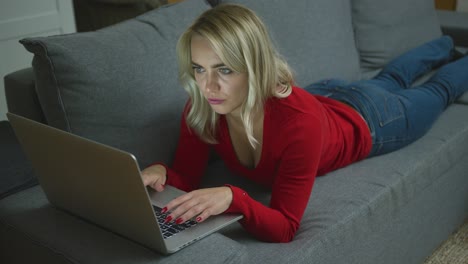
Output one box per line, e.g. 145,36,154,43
196,217,202,222
164,215,172,223
175,218,183,224
161,207,167,213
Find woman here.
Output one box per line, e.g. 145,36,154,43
141,4,468,242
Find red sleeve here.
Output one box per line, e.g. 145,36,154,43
150,103,210,192
225,114,322,242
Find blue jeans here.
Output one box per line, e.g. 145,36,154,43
304,36,468,157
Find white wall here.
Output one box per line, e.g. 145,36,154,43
0,0,76,121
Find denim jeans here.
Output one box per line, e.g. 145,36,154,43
304,36,468,157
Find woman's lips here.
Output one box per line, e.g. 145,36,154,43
208,98,225,105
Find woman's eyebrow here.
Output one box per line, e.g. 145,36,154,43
191,61,227,68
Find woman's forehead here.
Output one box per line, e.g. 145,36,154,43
191,35,224,65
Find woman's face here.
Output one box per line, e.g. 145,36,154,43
191,34,249,117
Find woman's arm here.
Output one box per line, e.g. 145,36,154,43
225,114,323,242
146,104,211,192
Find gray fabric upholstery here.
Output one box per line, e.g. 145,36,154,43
458,92,468,105
438,10,468,47
352,0,442,72
217,0,362,86
19,0,211,168
4,68,45,123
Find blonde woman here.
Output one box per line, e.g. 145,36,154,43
142,4,468,242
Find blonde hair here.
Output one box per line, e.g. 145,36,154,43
176,4,294,147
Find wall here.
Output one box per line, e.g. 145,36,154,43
0,0,76,121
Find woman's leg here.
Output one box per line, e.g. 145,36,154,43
368,36,454,91
304,36,466,157
306,36,454,96
393,54,468,136
420,54,468,105
361,55,468,157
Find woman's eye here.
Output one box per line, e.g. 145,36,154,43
192,66,204,74
219,68,233,75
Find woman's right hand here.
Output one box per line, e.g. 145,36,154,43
141,164,167,192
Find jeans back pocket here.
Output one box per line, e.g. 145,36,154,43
350,84,404,127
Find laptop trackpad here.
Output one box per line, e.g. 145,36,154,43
147,185,187,208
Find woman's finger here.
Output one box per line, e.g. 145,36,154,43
164,187,232,224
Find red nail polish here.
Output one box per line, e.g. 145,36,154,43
175,218,183,224
196,217,202,222
165,215,172,223
161,207,167,213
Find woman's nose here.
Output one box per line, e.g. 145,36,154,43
205,73,219,92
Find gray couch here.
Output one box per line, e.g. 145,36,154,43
1,0,468,263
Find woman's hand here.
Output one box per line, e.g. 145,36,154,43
162,187,233,224
141,164,167,192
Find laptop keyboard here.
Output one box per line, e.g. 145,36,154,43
153,206,198,239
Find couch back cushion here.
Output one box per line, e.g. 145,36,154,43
20,0,211,167
352,0,442,73
217,0,362,86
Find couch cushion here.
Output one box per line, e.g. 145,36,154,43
217,0,362,86
352,0,442,73
19,0,210,168
458,92,468,105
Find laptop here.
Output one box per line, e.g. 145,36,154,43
7,112,243,255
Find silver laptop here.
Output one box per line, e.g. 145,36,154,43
7,112,242,254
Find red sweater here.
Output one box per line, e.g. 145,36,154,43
158,87,371,242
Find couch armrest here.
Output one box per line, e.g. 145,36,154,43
4,68,45,123
437,10,468,47
0,121,38,200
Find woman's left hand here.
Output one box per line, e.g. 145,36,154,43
162,187,233,224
